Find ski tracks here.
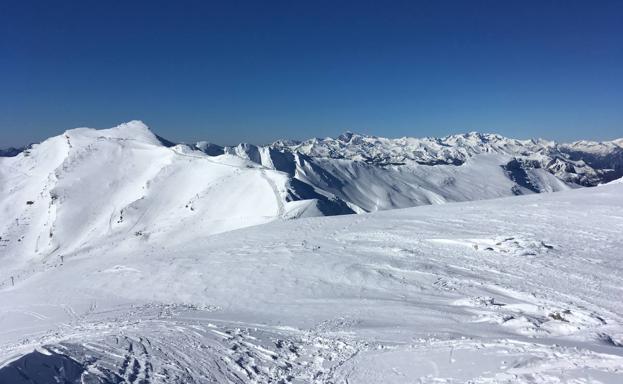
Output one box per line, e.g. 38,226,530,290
10,305,366,384
260,169,285,219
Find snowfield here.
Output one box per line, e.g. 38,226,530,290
0,123,622,383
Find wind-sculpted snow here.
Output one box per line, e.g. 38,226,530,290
1,180,622,383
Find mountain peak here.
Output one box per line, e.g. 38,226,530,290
63,120,164,146
107,120,158,143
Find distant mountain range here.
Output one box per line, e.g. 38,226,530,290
193,129,623,211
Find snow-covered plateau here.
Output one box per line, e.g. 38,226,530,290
0,122,622,383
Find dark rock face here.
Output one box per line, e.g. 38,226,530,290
502,158,542,193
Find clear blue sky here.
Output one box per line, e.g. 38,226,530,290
1,0,622,146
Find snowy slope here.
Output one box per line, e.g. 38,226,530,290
1,123,622,382
0,121,352,274
1,182,622,383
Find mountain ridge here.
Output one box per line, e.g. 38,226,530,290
4,123,622,159
0,122,353,269
4,121,621,219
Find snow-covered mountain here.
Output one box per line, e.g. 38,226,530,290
0,121,352,268
3,122,621,260
198,131,622,212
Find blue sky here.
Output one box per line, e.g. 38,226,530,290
1,0,622,146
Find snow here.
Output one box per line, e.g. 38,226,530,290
291,153,572,212
1,175,622,382
1,122,622,382
0,122,351,276
270,131,621,170
221,131,622,211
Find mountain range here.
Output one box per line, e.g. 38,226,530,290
2,121,621,265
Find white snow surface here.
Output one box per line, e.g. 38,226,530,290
0,121,349,275
1,147,623,384
289,154,571,212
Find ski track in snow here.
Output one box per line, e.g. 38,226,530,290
260,169,285,219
